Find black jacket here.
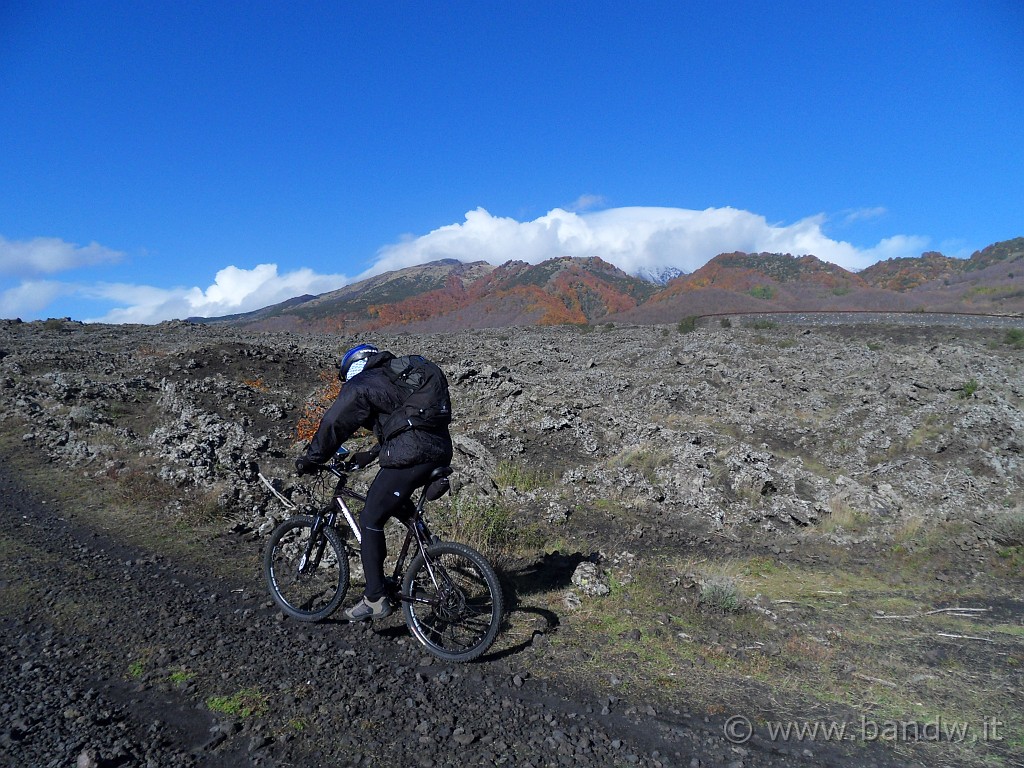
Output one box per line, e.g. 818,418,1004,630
305,352,453,469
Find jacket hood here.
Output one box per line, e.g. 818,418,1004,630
361,350,395,371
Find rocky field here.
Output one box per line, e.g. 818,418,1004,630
1,315,1023,767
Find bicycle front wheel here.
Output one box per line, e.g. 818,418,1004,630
264,515,350,621
401,541,503,663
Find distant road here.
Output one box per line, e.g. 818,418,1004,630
696,311,1024,330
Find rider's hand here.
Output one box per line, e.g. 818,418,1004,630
347,451,377,470
294,456,318,476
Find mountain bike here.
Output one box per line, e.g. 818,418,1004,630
259,454,503,663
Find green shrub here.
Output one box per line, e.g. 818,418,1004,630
677,315,698,334
698,575,743,613
1004,328,1024,348
749,285,774,300
991,510,1024,546
719,317,732,328
959,378,980,399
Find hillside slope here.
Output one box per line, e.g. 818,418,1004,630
197,237,1024,332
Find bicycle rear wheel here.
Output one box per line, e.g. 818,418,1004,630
264,515,350,621
401,541,503,663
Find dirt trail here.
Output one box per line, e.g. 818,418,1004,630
0,455,924,768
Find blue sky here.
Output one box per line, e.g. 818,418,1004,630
2,1,1022,322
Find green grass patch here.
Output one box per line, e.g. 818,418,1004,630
996,546,1024,571
169,669,196,685
206,688,268,718
818,495,871,534
742,556,781,577
430,494,540,562
609,447,672,483
965,285,1003,297
493,459,554,492
906,414,947,451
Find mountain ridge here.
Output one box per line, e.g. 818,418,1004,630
194,237,1024,331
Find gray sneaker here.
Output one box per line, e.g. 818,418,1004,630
343,595,394,622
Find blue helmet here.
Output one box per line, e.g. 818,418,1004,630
339,343,378,381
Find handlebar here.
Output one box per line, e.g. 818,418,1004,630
256,453,375,510
316,457,375,476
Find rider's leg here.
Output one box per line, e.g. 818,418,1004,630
359,462,437,601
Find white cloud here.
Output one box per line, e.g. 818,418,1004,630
87,263,351,323
566,194,608,212
0,253,347,323
0,235,123,276
842,206,888,224
2,206,933,323
0,280,73,317
858,234,932,264
368,205,928,278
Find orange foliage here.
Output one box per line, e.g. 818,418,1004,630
295,370,341,443
366,274,470,329
322,317,348,334
535,270,639,324
343,258,647,330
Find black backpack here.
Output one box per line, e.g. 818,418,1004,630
380,355,452,440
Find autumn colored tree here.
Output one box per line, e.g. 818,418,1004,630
295,370,342,443
366,274,471,329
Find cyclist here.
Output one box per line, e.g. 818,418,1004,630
295,343,453,621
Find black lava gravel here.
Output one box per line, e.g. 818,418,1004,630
0,458,919,768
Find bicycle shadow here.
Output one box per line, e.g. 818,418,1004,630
482,549,596,661
369,549,597,663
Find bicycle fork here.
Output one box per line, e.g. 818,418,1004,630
298,508,347,575
298,516,329,574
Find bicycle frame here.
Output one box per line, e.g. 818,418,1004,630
289,463,445,608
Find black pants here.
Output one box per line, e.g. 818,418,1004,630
360,462,439,601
